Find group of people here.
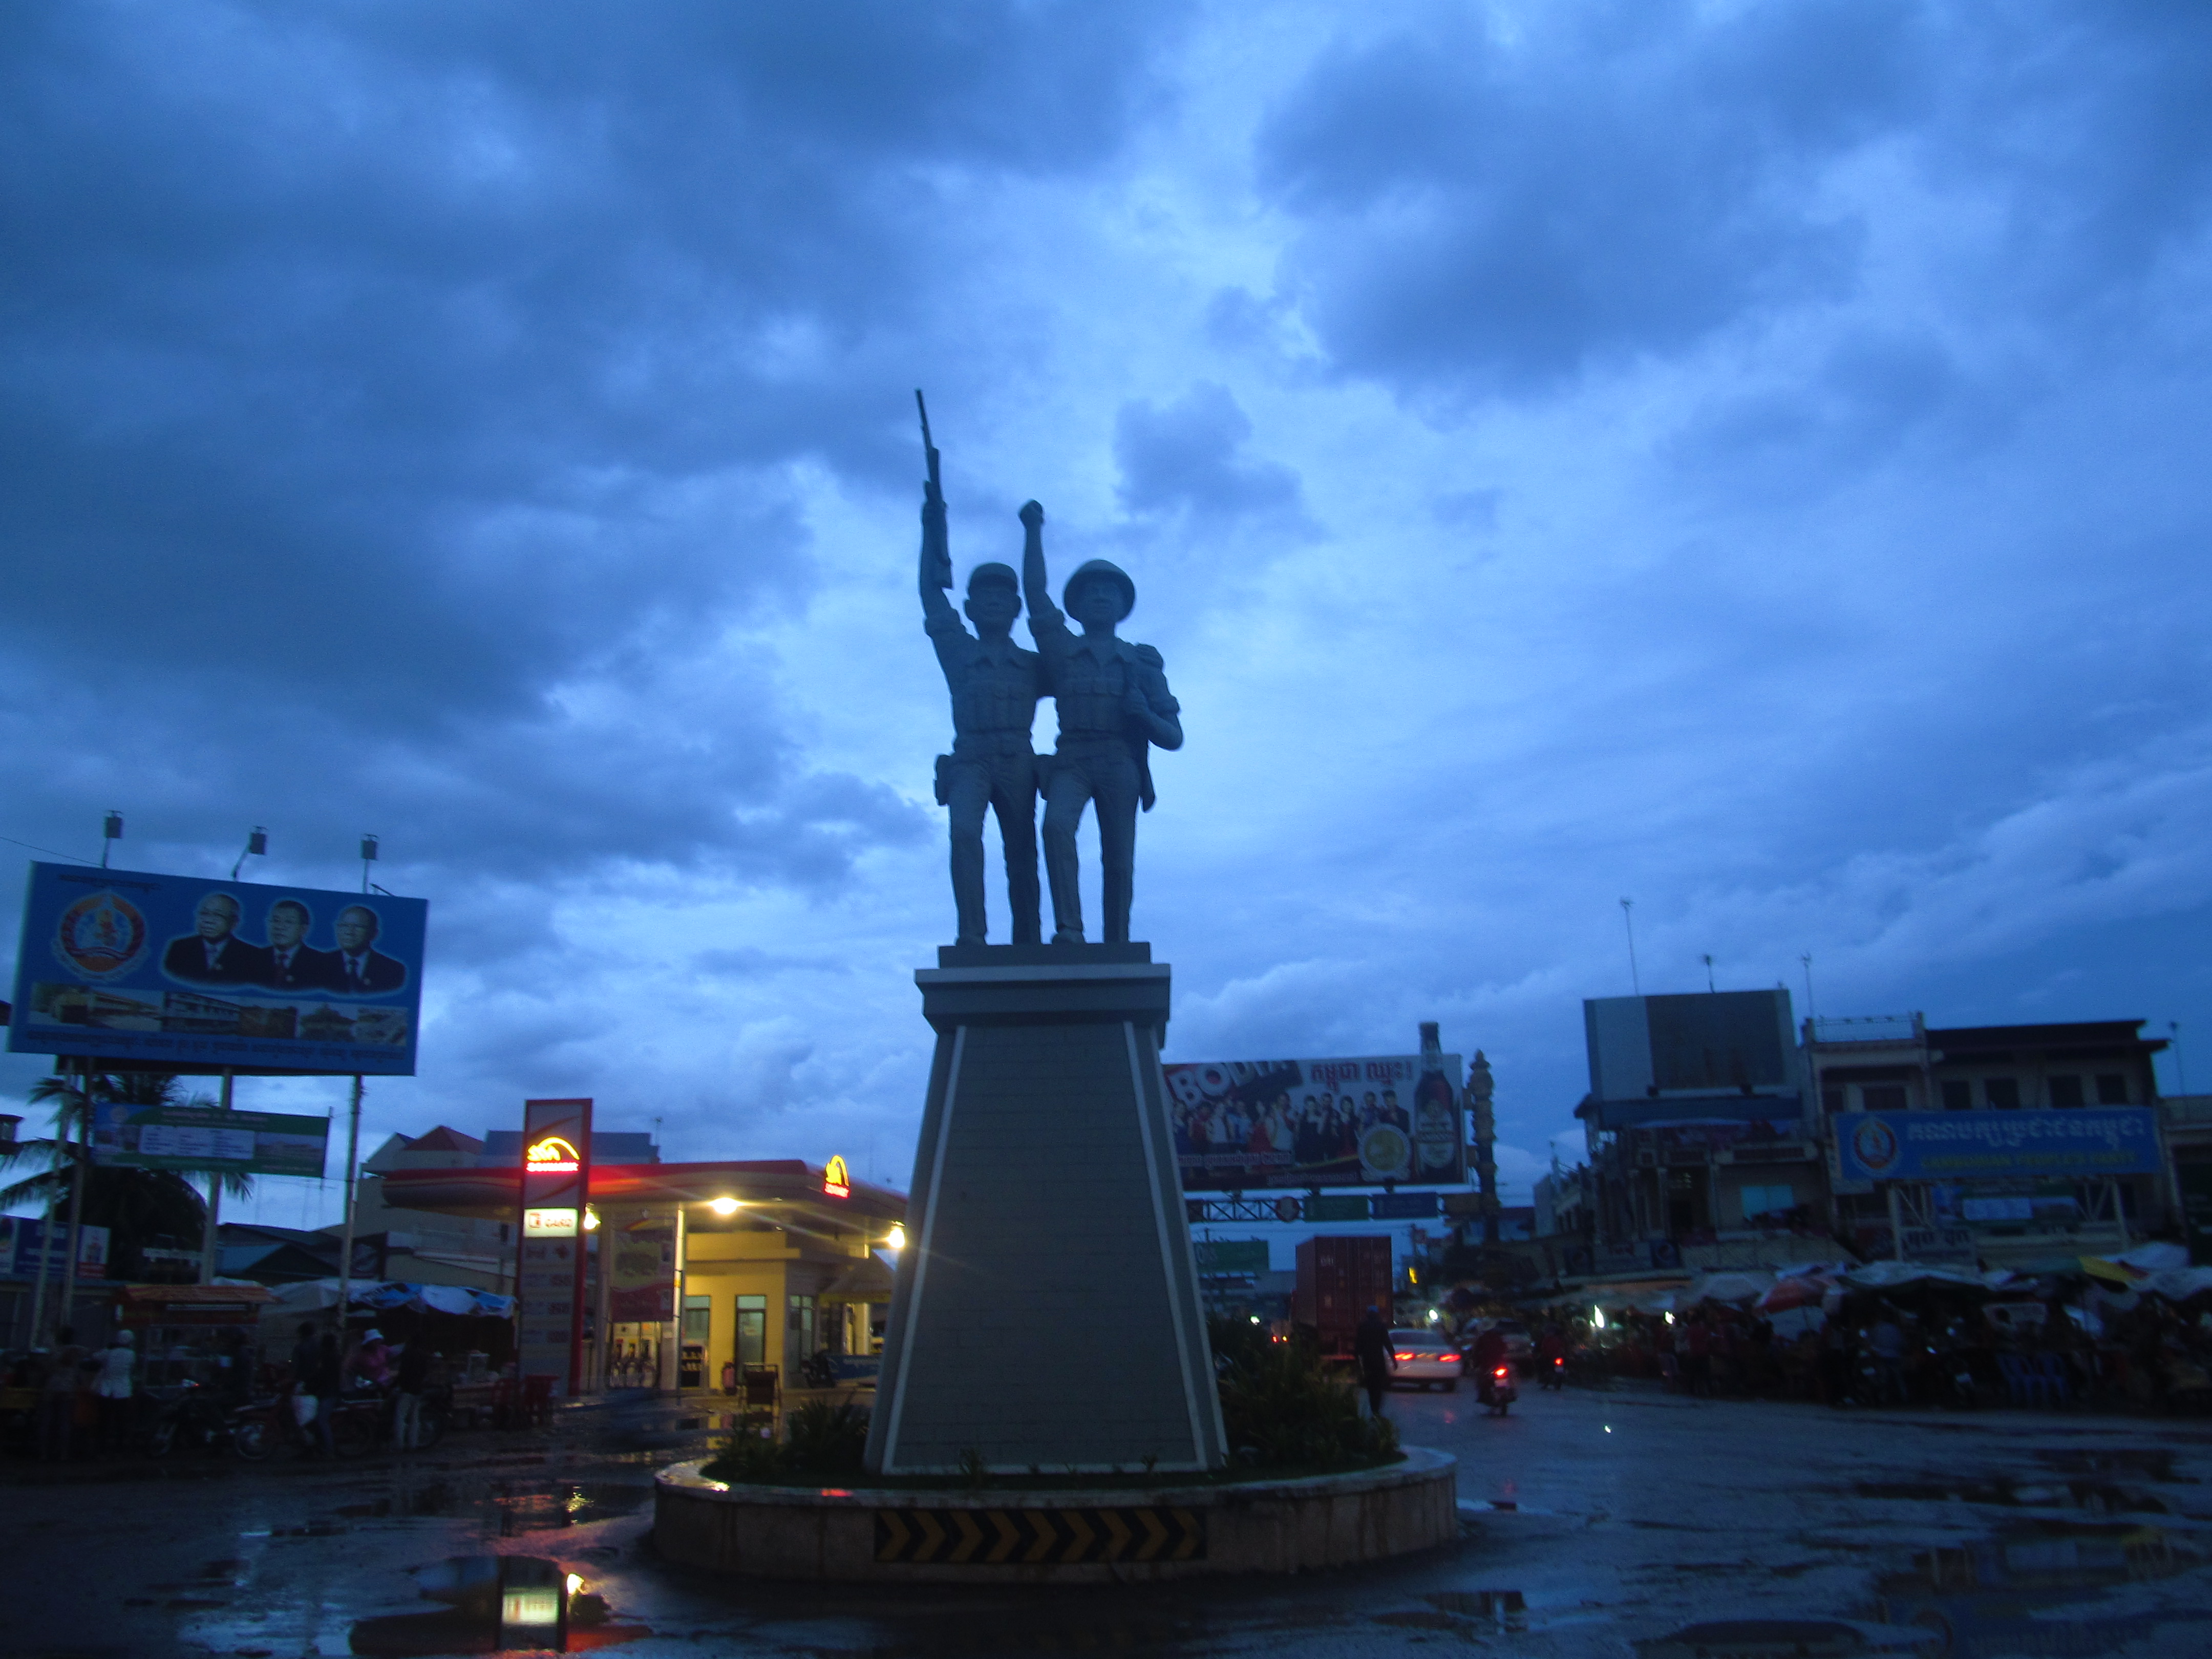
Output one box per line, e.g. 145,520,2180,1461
18,1326,141,1460
282,1320,440,1453
1579,1292,2212,1411
162,891,407,996
1172,1089,1410,1175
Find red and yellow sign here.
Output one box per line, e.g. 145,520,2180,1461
822,1154,850,1199
526,1134,581,1174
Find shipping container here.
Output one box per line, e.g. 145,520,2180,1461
1292,1235,1393,1356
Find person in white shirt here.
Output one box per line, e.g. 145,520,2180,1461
94,1330,136,1456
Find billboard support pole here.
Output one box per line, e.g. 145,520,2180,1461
335,1075,364,1330
1886,1181,1907,1263
56,1057,92,1337
26,1183,56,1344
200,1069,233,1287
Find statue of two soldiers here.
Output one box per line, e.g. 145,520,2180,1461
919,477,1181,945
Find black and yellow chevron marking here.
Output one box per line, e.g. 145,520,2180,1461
874,1506,1205,1564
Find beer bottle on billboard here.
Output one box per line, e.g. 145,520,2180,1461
1414,1021,1459,1177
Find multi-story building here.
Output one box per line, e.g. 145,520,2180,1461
1571,989,1830,1274
1562,993,2178,1280
1807,1016,2172,1270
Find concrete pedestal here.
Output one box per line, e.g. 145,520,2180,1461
865,944,1226,1476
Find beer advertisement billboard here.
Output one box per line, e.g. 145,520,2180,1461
1163,1054,1465,1192
8,862,428,1076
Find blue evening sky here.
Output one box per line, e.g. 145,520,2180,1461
4,3,2208,1231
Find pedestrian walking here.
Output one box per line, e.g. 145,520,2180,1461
36,1326,86,1462
1353,1305,1394,1415
93,1329,136,1455
307,1332,341,1458
392,1338,431,1451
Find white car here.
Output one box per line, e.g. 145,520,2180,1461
1388,1329,1463,1391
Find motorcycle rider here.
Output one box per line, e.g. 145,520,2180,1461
1469,1320,1511,1403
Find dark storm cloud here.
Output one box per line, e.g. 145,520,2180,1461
1113,382,1303,521
1255,3,2212,402
1254,0,1914,397
0,1,1180,900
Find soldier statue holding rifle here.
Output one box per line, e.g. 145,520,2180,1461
916,394,1043,945
1019,499,1182,945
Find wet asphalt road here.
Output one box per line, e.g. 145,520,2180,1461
6,1382,2211,1657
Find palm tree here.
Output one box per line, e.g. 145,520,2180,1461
2,1071,256,1278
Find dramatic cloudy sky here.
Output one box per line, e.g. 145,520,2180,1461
6,2,2210,1232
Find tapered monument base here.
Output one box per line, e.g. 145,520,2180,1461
864,944,1225,1476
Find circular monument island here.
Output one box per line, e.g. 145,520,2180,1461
653,1444,1458,1583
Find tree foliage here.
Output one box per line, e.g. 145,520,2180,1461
0,1070,256,1277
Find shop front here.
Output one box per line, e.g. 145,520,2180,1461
379,1155,903,1397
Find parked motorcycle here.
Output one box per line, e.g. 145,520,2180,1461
141,1381,242,1458
1478,1363,1517,1416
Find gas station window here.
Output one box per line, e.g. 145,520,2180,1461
683,1294,711,1343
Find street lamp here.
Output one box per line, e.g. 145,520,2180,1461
709,1196,739,1218
885,1223,907,1250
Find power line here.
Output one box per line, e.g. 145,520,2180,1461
0,832,95,864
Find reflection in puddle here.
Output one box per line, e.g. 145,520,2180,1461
1877,1522,2212,1657
1855,1477,2169,1514
348,1555,650,1656
1637,1621,1936,1657
334,1482,650,1536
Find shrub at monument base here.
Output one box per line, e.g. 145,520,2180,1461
704,1397,869,1483
1213,1321,1399,1472
702,1332,1398,1488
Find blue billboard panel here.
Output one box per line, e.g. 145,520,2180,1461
9,863,427,1076
1835,1107,2159,1182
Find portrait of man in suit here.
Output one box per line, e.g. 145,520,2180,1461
260,898,336,993
161,891,270,986
331,905,407,996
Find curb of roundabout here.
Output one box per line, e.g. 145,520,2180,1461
652,1447,1459,1583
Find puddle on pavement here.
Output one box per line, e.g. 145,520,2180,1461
1872,1520,2212,1657
2033,1448,2195,1484
1855,1476,2171,1514
333,1480,651,1535
1635,1619,1933,1656
347,1555,650,1656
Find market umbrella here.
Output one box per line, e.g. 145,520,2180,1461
1757,1275,1830,1314
1687,1271,1773,1306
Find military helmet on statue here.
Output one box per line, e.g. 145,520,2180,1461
966,562,1018,597
1062,558,1136,621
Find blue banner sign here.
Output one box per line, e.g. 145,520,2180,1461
1836,1108,2160,1182
9,862,428,1076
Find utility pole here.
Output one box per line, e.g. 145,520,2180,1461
335,1076,365,1331
56,1057,93,1335
1801,954,1816,1019
1703,954,1716,993
1619,898,1640,995
199,1069,233,1286
100,811,122,869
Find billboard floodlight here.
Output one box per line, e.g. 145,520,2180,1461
101,811,123,868
232,826,269,880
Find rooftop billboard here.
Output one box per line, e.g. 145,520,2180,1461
1164,1055,1464,1192
8,862,428,1076
1585,988,1797,1101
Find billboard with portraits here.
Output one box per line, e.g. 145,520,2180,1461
1164,1054,1466,1192
8,862,428,1076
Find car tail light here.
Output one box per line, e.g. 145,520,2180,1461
1443,1353,1460,1363
1393,1351,1415,1363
